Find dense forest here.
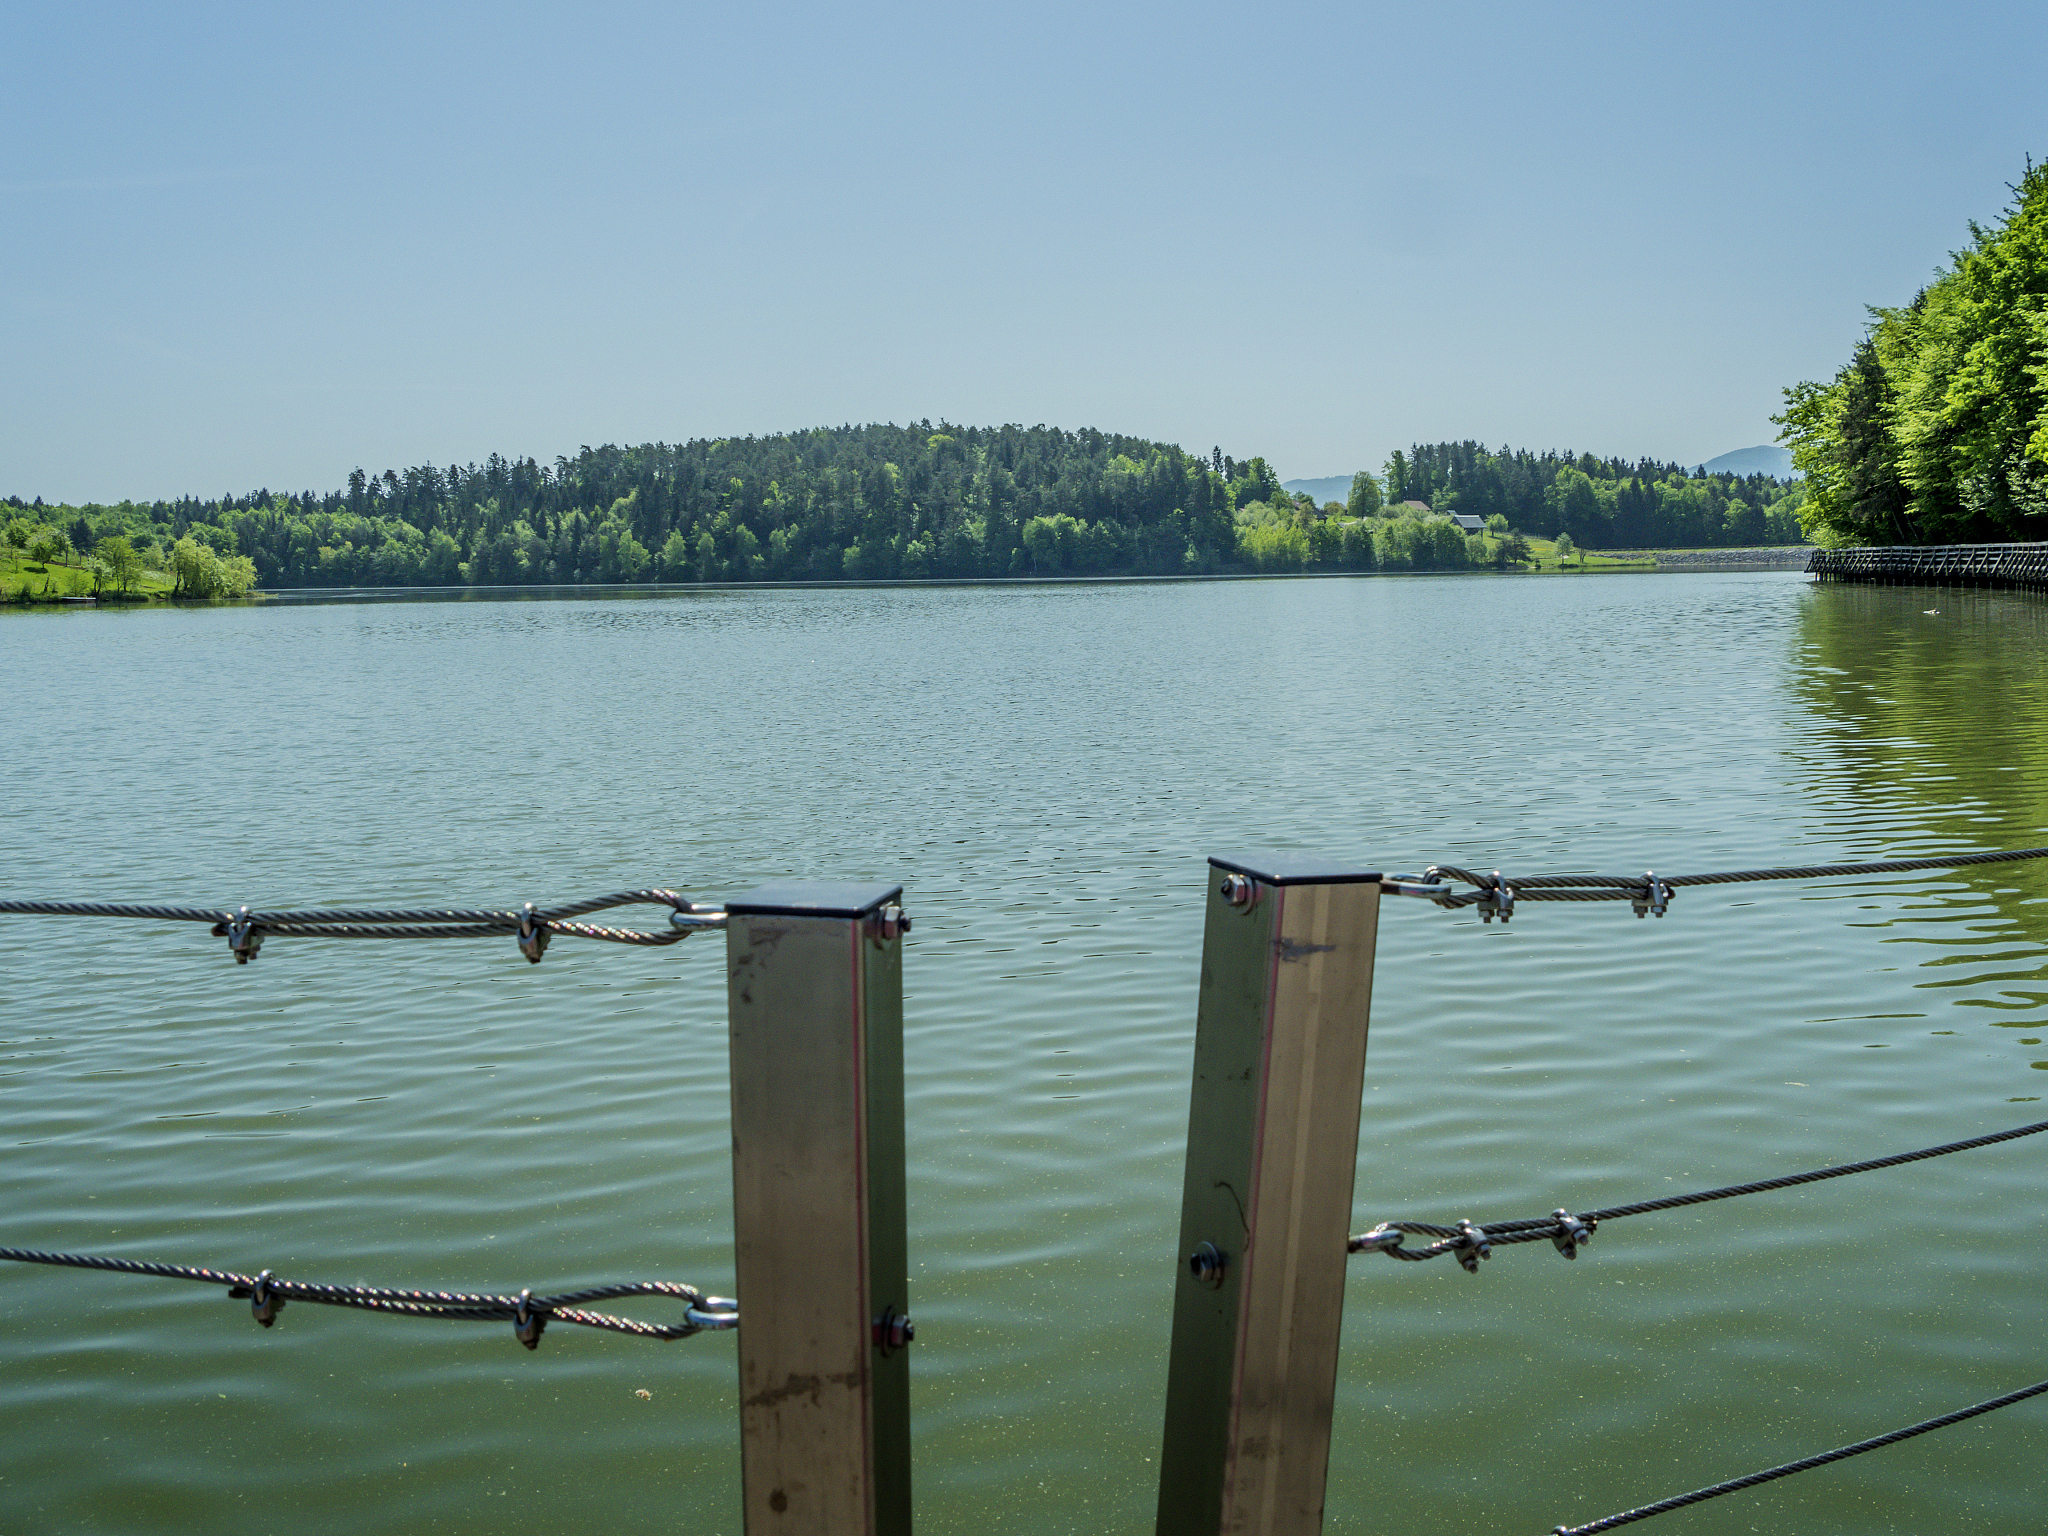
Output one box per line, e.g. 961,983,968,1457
5,422,1805,594
1778,158,2048,545
1384,442,1804,549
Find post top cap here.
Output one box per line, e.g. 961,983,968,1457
727,879,905,918
1209,853,1383,887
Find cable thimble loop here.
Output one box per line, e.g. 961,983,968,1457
685,1296,740,1331
516,903,550,965
1549,1209,1593,1260
513,1288,547,1350
1349,1223,1405,1255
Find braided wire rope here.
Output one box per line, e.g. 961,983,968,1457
0,889,723,960
0,890,692,925
1551,1374,2048,1534
0,888,739,1341
1350,1117,2048,1268
1389,846,2048,916
0,1246,737,1348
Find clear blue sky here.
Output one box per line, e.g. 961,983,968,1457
5,0,2044,503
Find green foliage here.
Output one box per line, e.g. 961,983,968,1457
1384,450,1410,504
658,530,691,579
1345,470,1383,519
2,424,1250,588
28,526,68,565
169,537,257,598
1237,519,1310,572
1372,517,1470,571
1229,456,1283,509
1,421,1807,596
1778,160,2048,545
1546,469,1600,541
1366,440,1800,550
93,535,143,594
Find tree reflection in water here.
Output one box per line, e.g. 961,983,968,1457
1792,581,2048,1019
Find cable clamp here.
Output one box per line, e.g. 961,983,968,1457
243,1269,285,1326
516,903,550,965
1349,1224,1405,1254
1477,872,1514,924
1549,1209,1593,1260
1452,1219,1491,1272
514,1288,547,1350
215,906,263,964
1631,872,1671,919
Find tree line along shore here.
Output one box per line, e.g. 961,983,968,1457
15,153,2048,599
5,425,1805,600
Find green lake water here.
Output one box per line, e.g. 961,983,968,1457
3,571,2046,1534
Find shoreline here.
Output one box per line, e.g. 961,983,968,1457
257,559,1808,603
4,555,1816,609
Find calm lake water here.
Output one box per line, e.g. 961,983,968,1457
4,571,2046,1535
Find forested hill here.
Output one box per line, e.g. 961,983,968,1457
6,422,1806,593
11,424,1246,587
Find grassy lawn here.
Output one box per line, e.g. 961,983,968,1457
1523,538,1654,571
3,552,174,601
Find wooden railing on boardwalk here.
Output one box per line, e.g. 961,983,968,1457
1806,542,2048,592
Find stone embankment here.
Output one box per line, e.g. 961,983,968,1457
1588,546,1812,569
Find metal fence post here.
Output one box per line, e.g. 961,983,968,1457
1156,854,1383,1536
726,880,912,1536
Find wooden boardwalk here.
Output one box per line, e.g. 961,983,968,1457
1806,541,2048,593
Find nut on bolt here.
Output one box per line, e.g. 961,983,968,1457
1218,873,1259,910
1188,1240,1228,1289
873,1305,914,1356
871,903,912,944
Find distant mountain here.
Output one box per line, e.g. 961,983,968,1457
1280,475,1358,504
1695,445,1797,478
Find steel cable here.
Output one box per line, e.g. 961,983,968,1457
1550,1374,2048,1533
1350,1116,2048,1269
0,889,723,962
0,1246,737,1348
1388,847,2048,920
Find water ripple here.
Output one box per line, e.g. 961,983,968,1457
3,573,2046,1533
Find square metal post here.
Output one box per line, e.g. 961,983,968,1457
1156,855,1383,1536
726,880,911,1536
